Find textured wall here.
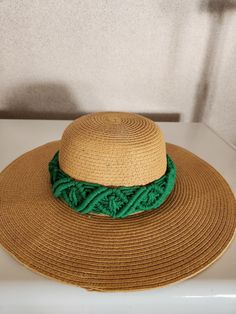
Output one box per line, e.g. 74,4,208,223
0,0,235,145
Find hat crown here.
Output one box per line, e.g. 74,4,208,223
59,112,167,186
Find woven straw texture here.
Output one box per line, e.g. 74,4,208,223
0,141,235,291
59,112,166,186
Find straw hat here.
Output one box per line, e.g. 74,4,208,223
0,112,235,291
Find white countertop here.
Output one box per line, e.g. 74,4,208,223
0,120,236,314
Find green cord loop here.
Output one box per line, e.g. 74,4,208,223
48,151,176,218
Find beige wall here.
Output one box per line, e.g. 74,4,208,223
0,0,235,146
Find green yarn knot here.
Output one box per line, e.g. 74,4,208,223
48,151,176,218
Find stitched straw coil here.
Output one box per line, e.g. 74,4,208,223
0,112,235,292
59,112,166,186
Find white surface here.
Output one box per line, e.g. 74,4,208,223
1,1,236,146
0,120,236,314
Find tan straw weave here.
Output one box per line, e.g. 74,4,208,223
59,112,166,186
0,112,235,291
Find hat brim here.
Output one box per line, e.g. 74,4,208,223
0,141,235,291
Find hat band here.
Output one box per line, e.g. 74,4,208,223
48,152,176,218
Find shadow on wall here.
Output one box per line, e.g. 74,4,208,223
0,82,181,122
0,82,82,120
140,113,180,122
193,0,236,122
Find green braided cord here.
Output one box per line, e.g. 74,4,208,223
48,151,176,218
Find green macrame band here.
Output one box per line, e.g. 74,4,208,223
48,152,176,218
